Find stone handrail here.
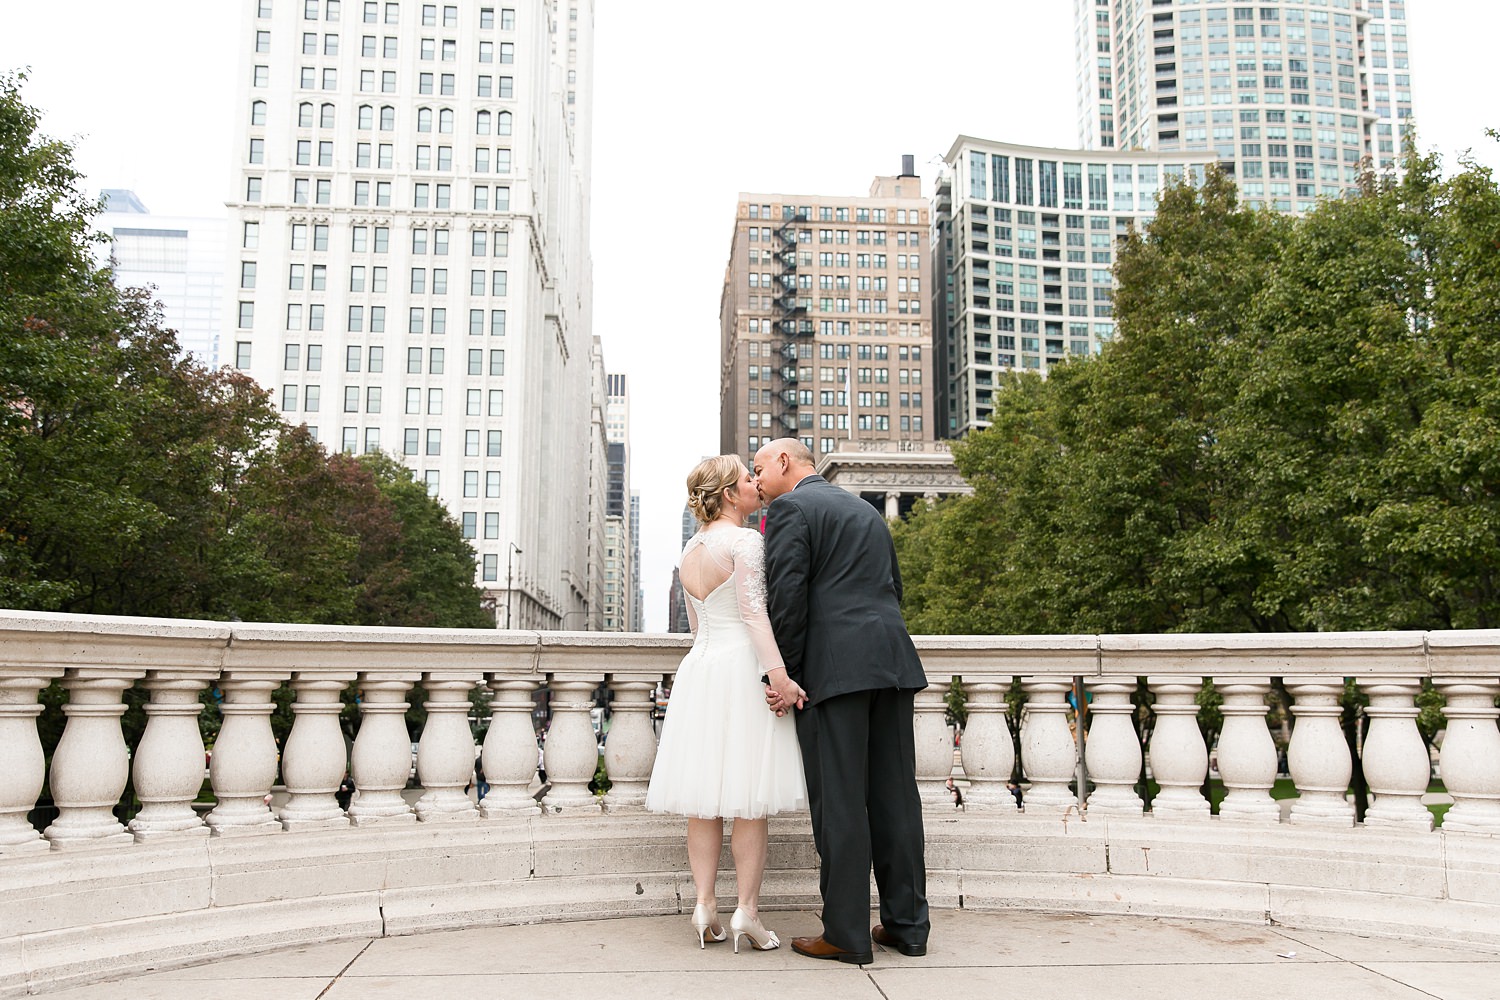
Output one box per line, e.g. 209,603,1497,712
2,612,1499,995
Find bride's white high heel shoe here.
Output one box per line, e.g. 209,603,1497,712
692,902,727,948
730,908,780,953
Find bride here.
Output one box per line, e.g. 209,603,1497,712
645,455,808,953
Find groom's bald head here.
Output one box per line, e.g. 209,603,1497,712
753,438,816,503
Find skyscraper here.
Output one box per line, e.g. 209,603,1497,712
602,373,642,631
720,163,933,465
1074,0,1414,213
932,138,1211,436
226,0,596,627
97,190,227,367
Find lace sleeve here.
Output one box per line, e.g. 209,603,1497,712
731,529,787,677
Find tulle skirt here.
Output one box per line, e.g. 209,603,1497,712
645,632,807,820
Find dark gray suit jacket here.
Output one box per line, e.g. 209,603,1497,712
763,475,928,705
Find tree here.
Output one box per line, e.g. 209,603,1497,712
0,75,490,631
894,147,1500,636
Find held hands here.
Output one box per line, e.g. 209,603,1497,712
764,669,806,718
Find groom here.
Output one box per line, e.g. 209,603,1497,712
753,437,930,965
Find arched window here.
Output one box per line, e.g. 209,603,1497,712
320,103,336,128
417,107,433,132
438,108,454,133
251,100,267,126
379,105,395,130
497,111,512,137
298,101,314,127
358,104,373,129
475,110,491,135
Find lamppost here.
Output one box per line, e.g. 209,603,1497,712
505,542,522,630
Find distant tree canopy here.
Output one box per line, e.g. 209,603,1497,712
0,73,489,629
895,146,1500,636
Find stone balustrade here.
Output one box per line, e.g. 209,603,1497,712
2,613,1499,996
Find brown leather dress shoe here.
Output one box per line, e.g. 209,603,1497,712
790,935,874,965
872,924,927,957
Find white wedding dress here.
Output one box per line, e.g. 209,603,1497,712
645,526,807,819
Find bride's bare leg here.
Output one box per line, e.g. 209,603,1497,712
687,817,725,914
730,816,769,916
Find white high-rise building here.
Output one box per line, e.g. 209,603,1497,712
98,189,227,367
1074,0,1415,212
225,0,595,627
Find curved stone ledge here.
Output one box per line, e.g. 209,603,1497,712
3,813,1498,997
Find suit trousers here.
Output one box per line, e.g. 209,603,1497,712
794,687,930,952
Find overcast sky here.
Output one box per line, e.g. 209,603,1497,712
2,2,1495,629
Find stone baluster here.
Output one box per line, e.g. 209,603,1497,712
44,669,142,848
914,676,959,811
602,676,658,812
541,677,603,813
348,674,418,826
205,672,284,835
1285,677,1354,827
128,675,210,841
415,675,481,822
1145,677,1209,819
0,672,62,855
1083,677,1144,818
1434,679,1500,834
958,679,1016,811
480,678,542,817
1213,678,1279,823
1019,678,1080,814
1361,680,1433,830
279,673,355,831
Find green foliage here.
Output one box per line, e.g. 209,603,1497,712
894,147,1500,636
0,74,488,632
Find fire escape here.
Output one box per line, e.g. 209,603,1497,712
772,214,808,437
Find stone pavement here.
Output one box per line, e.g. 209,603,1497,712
35,908,1498,1000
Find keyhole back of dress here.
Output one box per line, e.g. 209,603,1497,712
679,533,735,602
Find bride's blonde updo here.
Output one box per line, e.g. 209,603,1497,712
685,454,747,526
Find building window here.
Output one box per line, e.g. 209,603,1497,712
238,303,254,329
235,341,252,368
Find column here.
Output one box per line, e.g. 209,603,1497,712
541,678,603,813
1361,680,1433,830
957,679,1016,811
44,670,140,849
480,678,542,817
1082,677,1144,818
914,679,959,811
128,676,210,841
1285,677,1354,827
1145,678,1209,819
278,674,354,831
602,676,657,813
0,673,61,855
414,675,480,822
1213,678,1279,823
348,674,418,826
1434,679,1500,834
205,672,283,835
1019,678,1080,814
884,491,901,520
